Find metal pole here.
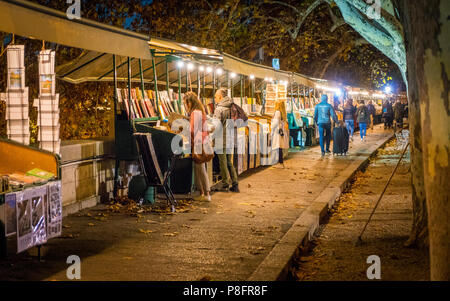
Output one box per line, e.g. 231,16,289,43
166,58,170,97
197,68,200,97
127,57,134,119
178,67,182,111
240,75,243,107
212,71,216,107
186,68,189,92
202,70,206,105
113,55,119,198
151,54,159,116
139,59,146,104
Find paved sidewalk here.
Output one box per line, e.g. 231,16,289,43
0,125,393,281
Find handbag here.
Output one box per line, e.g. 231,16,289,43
192,136,214,164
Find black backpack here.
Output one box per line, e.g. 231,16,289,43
230,103,248,126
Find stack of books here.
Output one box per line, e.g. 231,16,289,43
1,45,29,145
116,88,186,120
34,50,60,154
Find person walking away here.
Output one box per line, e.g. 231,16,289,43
367,100,376,130
356,100,370,142
183,92,213,202
343,99,356,141
213,88,239,192
314,94,338,157
393,99,404,131
382,99,394,129
272,101,289,168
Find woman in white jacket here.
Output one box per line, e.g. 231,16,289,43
272,101,289,168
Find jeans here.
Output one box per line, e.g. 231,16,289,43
345,120,355,137
360,123,367,139
318,123,332,154
217,153,238,187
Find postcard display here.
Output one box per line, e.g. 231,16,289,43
34,50,60,154
4,181,62,253
0,45,30,145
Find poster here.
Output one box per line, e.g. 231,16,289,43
46,181,62,239
16,190,32,253
5,193,17,237
40,75,53,94
31,186,48,246
9,69,22,89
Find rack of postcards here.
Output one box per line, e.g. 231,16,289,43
34,49,61,154
0,45,30,146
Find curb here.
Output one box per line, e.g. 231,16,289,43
247,132,395,281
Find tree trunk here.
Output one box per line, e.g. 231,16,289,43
404,72,429,249
400,0,450,280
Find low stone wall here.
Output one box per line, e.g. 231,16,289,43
60,139,115,217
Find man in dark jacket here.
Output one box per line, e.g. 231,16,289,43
367,100,376,130
314,94,338,156
393,100,404,130
213,88,239,192
382,99,394,129
357,100,371,141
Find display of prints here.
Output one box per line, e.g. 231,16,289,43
5,193,17,236
31,186,48,246
16,190,32,253
9,69,23,89
47,181,62,239
40,75,53,94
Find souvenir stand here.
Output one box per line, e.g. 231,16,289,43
0,0,152,254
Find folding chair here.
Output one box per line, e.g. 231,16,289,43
133,133,177,212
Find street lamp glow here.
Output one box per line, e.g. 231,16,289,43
177,61,184,68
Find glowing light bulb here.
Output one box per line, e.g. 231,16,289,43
187,63,194,71
216,68,223,75
230,73,236,79
177,61,184,68
199,66,205,72
206,66,213,73
249,74,255,80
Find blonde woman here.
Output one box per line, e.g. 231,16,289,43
272,101,289,168
183,92,212,202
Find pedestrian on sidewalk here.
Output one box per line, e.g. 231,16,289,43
393,99,404,131
356,100,370,142
272,100,289,168
382,99,394,129
213,88,240,193
184,92,213,202
343,98,356,141
367,100,376,130
314,94,338,157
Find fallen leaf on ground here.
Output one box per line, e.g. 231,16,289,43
164,232,179,237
